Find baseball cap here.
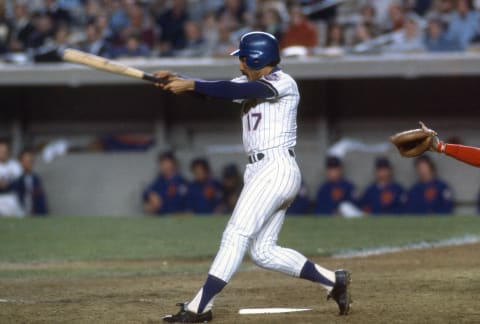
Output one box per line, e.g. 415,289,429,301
375,157,391,169
157,151,176,162
326,156,342,168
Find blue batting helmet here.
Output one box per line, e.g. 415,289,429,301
230,31,280,70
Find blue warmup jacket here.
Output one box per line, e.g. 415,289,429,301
314,179,356,215
405,179,454,214
143,174,188,214
359,182,406,215
185,178,223,214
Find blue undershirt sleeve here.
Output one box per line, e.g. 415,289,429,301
193,80,276,100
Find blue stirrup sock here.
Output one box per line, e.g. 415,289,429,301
187,274,227,314
300,260,335,289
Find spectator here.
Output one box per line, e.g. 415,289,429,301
143,151,187,215
175,20,207,57
406,155,454,214
122,3,155,48
211,23,236,57
0,139,23,217
405,0,434,16
326,22,345,47
82,0,102,25
156,0,189,55
359,157,406,215
438,0,456,20
0,3,9,54
16,149,48,216
280,5,318,49
445,0,479,50
110,34,150,58
218,163,242,214
425,18,462,51
313,156,356,216
383,3,406,33
351,22,373,46
26,14,54,49
385,16,425,53
202,11,219,55
8,2,35,52
33,23,70,62
259,7,284,41
42,0,71,27
109,0,129,34
359,4,380,36
288,180,310,215
94,13,114,43
185,158,222,214
80,22,109,56
216,0,247,32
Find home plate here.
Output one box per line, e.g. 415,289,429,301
239,308,312,315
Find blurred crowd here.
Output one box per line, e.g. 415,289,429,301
1,0,480,63
141,151,457,217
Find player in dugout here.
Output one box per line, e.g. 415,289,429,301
143,151,188,215
406,155,454,214
313,156,356,215
184,158,223,214
359,157,406,215
16,149,48,216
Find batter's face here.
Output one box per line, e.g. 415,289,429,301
239,57,273,81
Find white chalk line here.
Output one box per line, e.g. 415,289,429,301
0,298,36,304
332,235,480,259
239,308,312,315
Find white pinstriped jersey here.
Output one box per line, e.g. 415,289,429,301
232,68,300,154
0,160,22,186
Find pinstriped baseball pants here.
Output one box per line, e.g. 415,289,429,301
209,148,308,282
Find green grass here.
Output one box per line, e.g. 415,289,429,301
0,215,479,264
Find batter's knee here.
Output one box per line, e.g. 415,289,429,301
220,224,251,250
249,241,274,268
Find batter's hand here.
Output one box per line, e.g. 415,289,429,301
153,70,179,89
164,79,195,94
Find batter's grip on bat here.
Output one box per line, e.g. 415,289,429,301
142,73,168,84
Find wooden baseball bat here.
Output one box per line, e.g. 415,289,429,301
62,48,167,84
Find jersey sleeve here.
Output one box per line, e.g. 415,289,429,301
231,75,248,83
259,71,294,99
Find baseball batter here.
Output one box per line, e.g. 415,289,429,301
157,32,351,323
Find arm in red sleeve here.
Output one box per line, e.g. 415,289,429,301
440,143,480,167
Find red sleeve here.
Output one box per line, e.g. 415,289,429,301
444,143,480,167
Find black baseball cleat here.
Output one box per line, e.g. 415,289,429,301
327,269,352,315
163,303,213,323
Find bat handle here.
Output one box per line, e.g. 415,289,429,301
142,73,168,84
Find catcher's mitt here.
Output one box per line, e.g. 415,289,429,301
390,122,439,157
